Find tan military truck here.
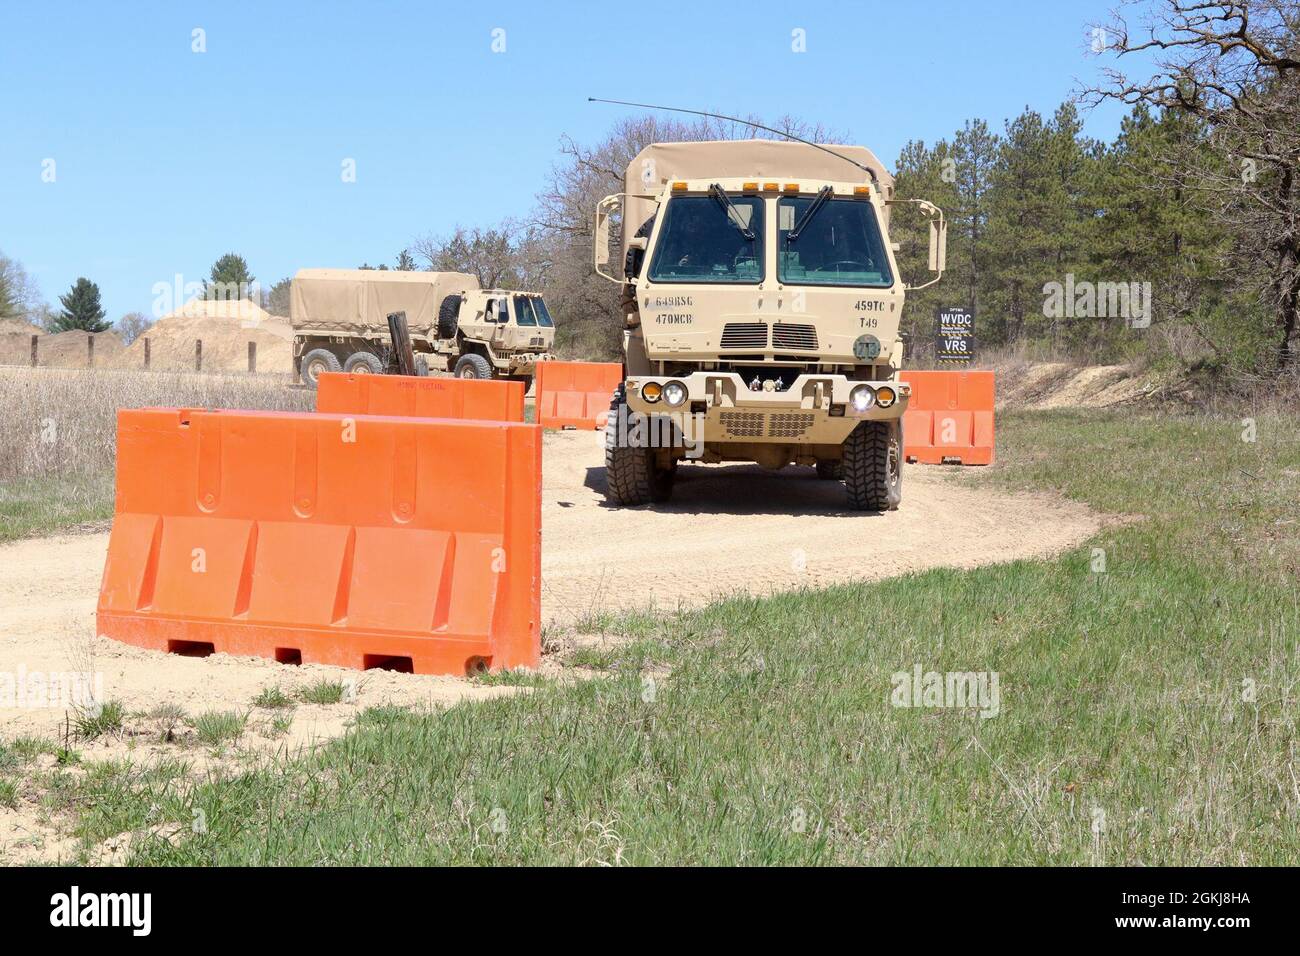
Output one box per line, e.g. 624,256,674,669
290,268,556,387
595,139,945,510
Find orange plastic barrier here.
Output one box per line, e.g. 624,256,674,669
97,408,541,676
315,372,524,422
898,370,995,465
534,361,623,430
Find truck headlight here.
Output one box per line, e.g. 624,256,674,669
663,381,687,407
875,386,896,408
851,385,876,412
642,382,663,403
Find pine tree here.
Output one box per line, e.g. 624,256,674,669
893,138,962,351
951,119,1000,326
204,253,255,300
982,108,1062,344
51,277,109,333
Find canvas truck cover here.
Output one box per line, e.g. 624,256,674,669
290,269,480,337
621,140,895,261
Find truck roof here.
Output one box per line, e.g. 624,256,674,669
625,140,894,196
622,140,895,252
292,268,479,286
289,269,480,333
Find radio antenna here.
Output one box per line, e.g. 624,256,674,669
588,97,878,184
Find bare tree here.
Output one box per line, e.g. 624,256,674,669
1083,0,1300,369
531,111,847,357
410,222,541,289
116,311,154,345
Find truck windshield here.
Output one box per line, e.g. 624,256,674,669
778,197,892,287
532,297,554,327
647,195,764,284
513,296,554,328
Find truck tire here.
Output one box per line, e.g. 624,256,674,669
816,460,843,480
604,385,674,505
453,353,492,379
343,351,384,375
437,295,462,340
843,420,903,512
301,348,342,388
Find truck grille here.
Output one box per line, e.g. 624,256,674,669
720,322,768,349
768,413,815,438
771,323,818,350
719,411,766,438
717,412,817,440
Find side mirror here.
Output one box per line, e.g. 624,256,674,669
594,193,625,283
886,198,947,291
928,216,947,273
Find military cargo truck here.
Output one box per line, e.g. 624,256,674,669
290,268,556,387
594,139,946,510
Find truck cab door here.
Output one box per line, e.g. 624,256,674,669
488,298,509,347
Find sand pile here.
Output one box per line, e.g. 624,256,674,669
112,298,293,374
0,328,125,367
0,318,42,335
992,361,1156,410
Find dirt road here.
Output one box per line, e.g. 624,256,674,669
541,430,1101,623
1,430,1102,746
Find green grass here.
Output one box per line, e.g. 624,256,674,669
299,680,346,705
190,711,247,747
0,473,114,542
268,714,294,738
72,700,125,740
47,407,1300,864
0,779,17,809
252,686,293,709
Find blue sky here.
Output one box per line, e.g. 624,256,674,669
0,0,1130,321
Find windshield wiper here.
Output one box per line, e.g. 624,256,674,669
708,183,755,240
787,186,834,242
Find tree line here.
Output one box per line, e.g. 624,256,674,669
6,1,1293,383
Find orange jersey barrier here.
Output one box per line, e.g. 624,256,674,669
315,372,525,422
534,361,622,430
97,408,541,676
898,370,995,466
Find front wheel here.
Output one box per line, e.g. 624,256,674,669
843,420,902,512
604,385,675,505
453,354,492,379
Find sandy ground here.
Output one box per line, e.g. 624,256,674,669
1,427,1104,861
993,361,1155,410
541,430,1102,622
2,429,1102,742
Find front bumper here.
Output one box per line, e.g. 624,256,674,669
625,371,907,417
624,371,907,446
505,351,553,371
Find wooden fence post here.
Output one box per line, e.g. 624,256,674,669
195,339,202,373
88,334,95,368
144,338,151,369
248,341,257,374
30,334,37,368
